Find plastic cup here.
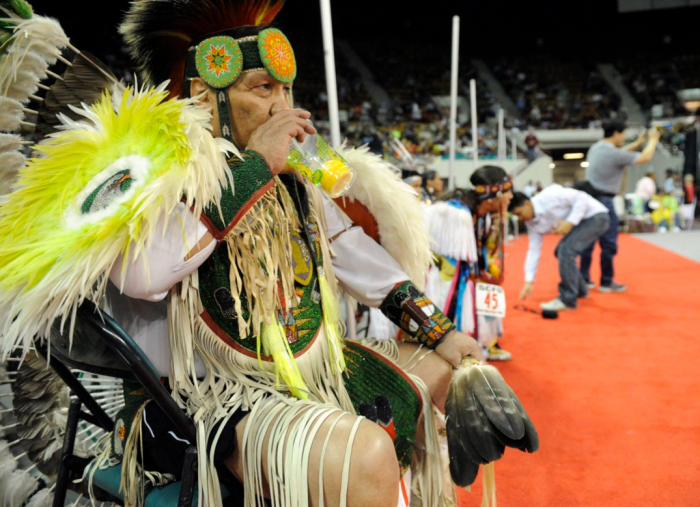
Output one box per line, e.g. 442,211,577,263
287,134,355,198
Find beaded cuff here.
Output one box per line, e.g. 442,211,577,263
379,281,455,349
200,149,274,239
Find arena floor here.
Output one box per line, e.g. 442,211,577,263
457,232,700,507
634,230,700,262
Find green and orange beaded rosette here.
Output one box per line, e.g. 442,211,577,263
195,35,243,89
257,27,296,83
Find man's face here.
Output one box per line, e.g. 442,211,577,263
226,70,293,148
431,175,444,193
409,178,423,192
612,130,626,147
512,201,534,222
501,190,513,210
481,191,513,214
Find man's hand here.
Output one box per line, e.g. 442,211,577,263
434,330,484,367
552,221,574,235
520,281,533,300
246,109,317,175
648,127,661,142
635,129,648,144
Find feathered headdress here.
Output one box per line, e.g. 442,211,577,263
119,0,285,96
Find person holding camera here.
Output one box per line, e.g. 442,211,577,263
580,120,660,292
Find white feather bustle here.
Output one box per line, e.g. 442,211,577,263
0,97,25,131
0,15,71,138
1,469,39,507
336,144,433,291
423,202,478,263
25,489,53,507
0,134,23,153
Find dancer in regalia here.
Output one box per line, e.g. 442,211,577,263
0,2,537,505
424,166,513,360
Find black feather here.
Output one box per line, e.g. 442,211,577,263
471,365,525,440
446,370,489,466
35,52,116,142
469,390,506,463
447,428,481,487
507,386,540,453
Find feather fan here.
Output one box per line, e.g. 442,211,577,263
445,361,539,487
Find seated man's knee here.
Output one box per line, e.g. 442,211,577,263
350,420,400,503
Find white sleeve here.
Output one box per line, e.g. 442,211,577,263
524,229,544,283
109,203,216,302
330,227,409,307
321,197,409,307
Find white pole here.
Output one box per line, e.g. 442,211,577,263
448,16,460,191
511,127,517,160
470,79,478,170
319,0,354,338
319,0,341,146
497,108,505,160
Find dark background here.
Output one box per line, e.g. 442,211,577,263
29,0,700,64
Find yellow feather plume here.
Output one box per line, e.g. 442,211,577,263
0,82,235,357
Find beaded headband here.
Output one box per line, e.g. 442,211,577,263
474,177,513,202
184,26,296,146
185,27,296,89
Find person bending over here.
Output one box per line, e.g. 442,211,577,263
509,185,610,311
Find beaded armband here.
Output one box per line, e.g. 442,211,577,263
200,150,274,239
379,281,455,349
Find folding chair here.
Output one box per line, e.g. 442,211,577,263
39,299,233,506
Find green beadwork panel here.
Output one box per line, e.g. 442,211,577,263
343,342,421,471
81,169,133,214
202,150,273,234
198,220,323,356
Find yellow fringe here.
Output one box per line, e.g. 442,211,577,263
318,270,346,374
261,320,308,400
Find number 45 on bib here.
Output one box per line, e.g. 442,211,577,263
475,282,506,318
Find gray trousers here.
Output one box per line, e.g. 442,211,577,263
554,212,610,307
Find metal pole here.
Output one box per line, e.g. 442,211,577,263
497,108,505,160
319,0,341,146
320,0,354,337
448,16,460,190
470,79,478,170
511,127,517,160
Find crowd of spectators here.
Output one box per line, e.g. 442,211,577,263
75,35,700,171
292,38,505,164
617,56,686,118
490,56,623,129
630,169,697,232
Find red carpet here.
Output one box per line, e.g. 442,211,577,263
457,234,700,507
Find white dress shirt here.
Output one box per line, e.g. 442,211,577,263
523,184,608,283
